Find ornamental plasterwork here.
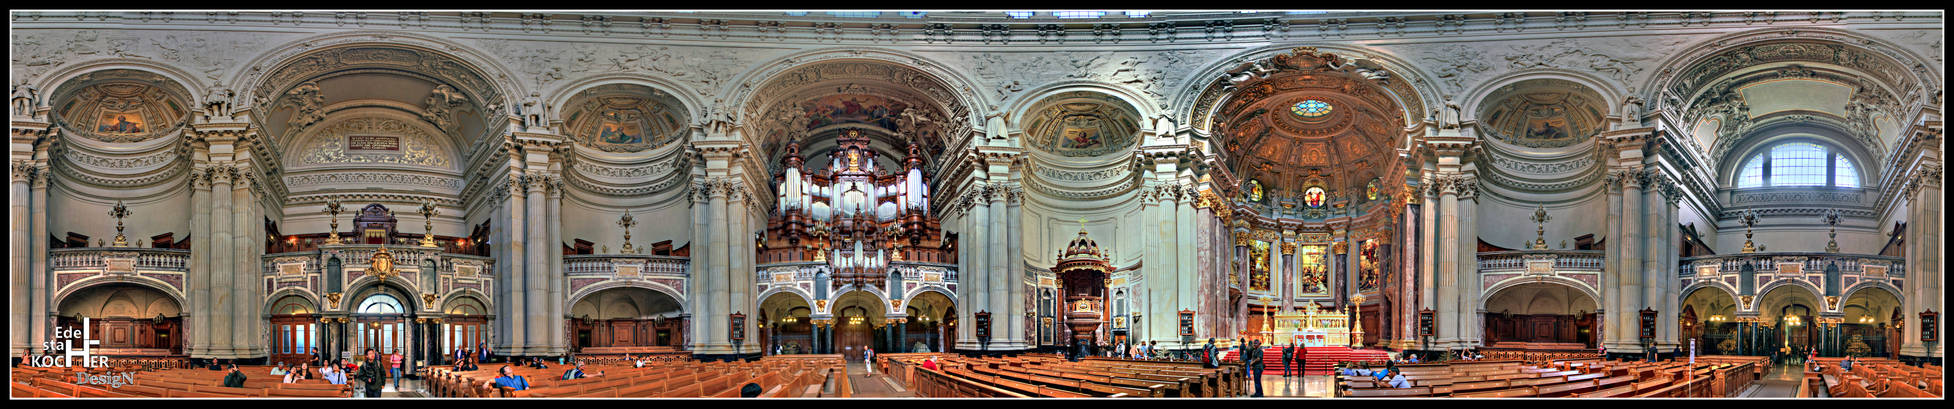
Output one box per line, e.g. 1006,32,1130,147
50,158,188,188
296,117,453,169
1031,163,1130,183
53,79,192,143
954,50,1216,108
1664,40,1927,111
1486,154,1595,175
1024,176,1139,200
252,45,504,112
571,158,677,179
1022,92,1142,158
561,84,689,153
1728,190,1866,206
10,29,286,88
62,148,178,170
282,172,464,191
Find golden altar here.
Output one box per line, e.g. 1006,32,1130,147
1264,302,1358,347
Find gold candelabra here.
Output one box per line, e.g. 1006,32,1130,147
1529,205,1551,250
108,200,131,247
1350,293,1367,348
1740,209,1759,253
617,209,637,254
323,200,345,245
419,201,440,247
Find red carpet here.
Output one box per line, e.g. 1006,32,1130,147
1221,346,1393,375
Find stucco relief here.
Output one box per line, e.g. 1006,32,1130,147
296,117,452,168
477,40,769,99
955,50,1218,108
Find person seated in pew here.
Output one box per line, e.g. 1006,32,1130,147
1387,368,1411,389
486,365,530,392
1406,354,1420,364
223,363,248,388
562,361,603,380
1840,357,1854,371
633,355,646,368
322,359,348,385
741,383,763,398
271,362,290,376
922,356,940,371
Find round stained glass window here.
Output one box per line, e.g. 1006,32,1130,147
1292,100,1332,118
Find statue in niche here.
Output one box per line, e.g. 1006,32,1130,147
1437,96,1463,129
10,81,38,117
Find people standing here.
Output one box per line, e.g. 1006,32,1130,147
1281,344,1295,377
1203,338,1218,368
864,346,876,374
1246,339,1265,397
222,363,247,388
357,348,385,397
389,351,405,390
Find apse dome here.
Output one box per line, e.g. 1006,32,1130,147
49,69,195,144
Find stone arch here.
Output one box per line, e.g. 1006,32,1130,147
901,285,955,308
263,288,322,315
1755,280,1825,319
1641,27,1941,116
831,289,890,321
1006,80,1165,136
1175,44,1440,136
1458,69,1626,139
228,30,525,114
1713,120,1877,188
1480,279,1601,313
56,282,185,319
729,48,988,170
53,275,186,311
1839,280,1904,308
569,286,683,320
758,286,817,312
1755,278,1825,308
1682,280,1742,305
567,280,688,314
343,276,421,313
546,74,709,127
440,292,491,316
32,59,208,114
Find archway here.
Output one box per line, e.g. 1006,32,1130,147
903,290,955,353
1756,283,1823,357
1480,282,1600,348
569,287,685,351
55,283,184,355
1681,286,1739,355
1840,286,1901,358
438,295,490,365
830,290,887,360
759,291,814,355
267,294,320,365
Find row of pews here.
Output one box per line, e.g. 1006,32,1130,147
423,354,847,398
1801,357,1941,398
12,364,352,397
882,353,1246,398
566,346,692,365
1341,357,1762,398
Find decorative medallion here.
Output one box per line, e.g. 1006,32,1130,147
1292,99,1333,119
1304,186,1328,208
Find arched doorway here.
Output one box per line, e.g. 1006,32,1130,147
268,295,320,365
1840,286,1901,358
55,283,183,355
439,296,489,364
759,291,814,355
1681,286,1739,355
903,290,955,353
352,292,411,357
1481,282,1600,348
831,290,886,361
568,287,684,351
1757,284,1822,356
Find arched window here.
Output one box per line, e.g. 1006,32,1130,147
359,294,404,314
1735,142,1860,188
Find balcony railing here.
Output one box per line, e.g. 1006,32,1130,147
755,260,958,284
1678,252,1904,278
1477,250,1605,273
262,244,496,277
564,254,690,277
50,247,191,272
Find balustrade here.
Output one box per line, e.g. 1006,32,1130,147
1476,250,1605,273
1678,252,1904,278
49,248,191,272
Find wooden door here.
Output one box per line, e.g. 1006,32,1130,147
837,323,872,360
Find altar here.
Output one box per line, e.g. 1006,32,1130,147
1266,303,1358,347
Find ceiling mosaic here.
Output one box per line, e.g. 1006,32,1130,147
1479,80,1608,149
1022,92,1142,158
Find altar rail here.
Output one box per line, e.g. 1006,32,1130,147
1477,250,1605,273
1677,252,1905,278
565,254,690,277
50,248,191,272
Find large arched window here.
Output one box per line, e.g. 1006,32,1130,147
1735,142,1860,188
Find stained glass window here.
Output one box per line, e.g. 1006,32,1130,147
1292,100,1332,118
1735,141,1860,188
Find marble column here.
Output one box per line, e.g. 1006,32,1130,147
1142,186,1166,346
29,163,48,354
1456,176,1480,348
706,179,729,353
967,183,990,349
525,172,548,355
503,174,528,355
1435,176,1460,347
987,184,1007,350
1420,181,1437,316
689,181,710,351
1901,166,1944,359
1176,184,1197,342
208,165,235,357
1642,172,1665,352
1620,170,1644,350
546,178,565,355
1661,184,1681,350
955,195,974,350
232,165,259,356
1006,186,1024,349
9,162,28,354
1603,172,1624,352
729,184,752,354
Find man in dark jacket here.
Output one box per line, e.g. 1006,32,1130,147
1246,339,1265,397
1281,344,1295,377
222,363,246,387
356,348,386,397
